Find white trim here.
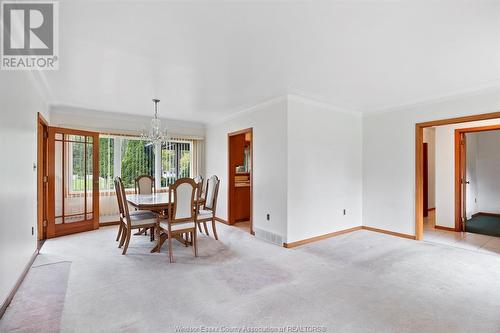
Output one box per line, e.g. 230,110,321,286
364,83,500,116
208,95,287,125
287,89,363,115
287,93,362,117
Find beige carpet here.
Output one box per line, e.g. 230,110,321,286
1,224,500,333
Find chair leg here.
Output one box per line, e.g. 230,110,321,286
150,227,154,242
211,218,219,240
193,229,198,257
122,230,131,255
116,223,123,241
119,226,127,248
155,225,161,253
168,232,174,263
197,222,202,233
203,222,209,236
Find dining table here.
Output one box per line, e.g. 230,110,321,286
126,192,205,252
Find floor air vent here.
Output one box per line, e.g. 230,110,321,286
254,228,283,246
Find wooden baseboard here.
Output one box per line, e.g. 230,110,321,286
435,225,457,232
361,226,416,240
99,221,120,226
0,249,39,319
283,226,362,248
215,217,230,225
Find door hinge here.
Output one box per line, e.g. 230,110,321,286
43,220,48,227
43,176,48,183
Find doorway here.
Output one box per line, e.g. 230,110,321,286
227,128,253,234
455,124,500,237
415,112,500,240
47,127,100,238
37,113,49,245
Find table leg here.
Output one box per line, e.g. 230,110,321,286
151,232,167,253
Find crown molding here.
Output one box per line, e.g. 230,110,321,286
287,93,362,117
207,95,288,126
365,83,500,116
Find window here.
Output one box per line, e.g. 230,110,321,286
161,141,192,187
98,135,193,191
120,138,155,189
98,134,195,223
99,137,114,191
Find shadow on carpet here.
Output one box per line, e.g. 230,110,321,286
0,261,71,333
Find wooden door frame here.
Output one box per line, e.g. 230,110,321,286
227,128,253,235
415,112,500,240
454,124,500,231
47,126,100,238
37,113,49,245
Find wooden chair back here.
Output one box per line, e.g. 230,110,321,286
204,175,220,212
135,175,155,194
168,178,197,226
193,175,204,204
114,176,132,228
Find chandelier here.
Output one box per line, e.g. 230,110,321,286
141,98,168,144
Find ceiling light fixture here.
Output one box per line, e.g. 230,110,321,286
141,98,168,144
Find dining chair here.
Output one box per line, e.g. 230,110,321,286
134,175,155,235
114,177,158,255
196,175,220,240
114,177,154,242
157,178,198,263
135,175,155,194
194,175,203,191
193,175,204,232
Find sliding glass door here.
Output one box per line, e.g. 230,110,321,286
47,127,99,238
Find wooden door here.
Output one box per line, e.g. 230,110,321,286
37,114,49,242
227,128,253,233
47,127,100,238
460,132,467,231
423,143,428,218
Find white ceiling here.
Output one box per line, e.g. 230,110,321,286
43,0,500,123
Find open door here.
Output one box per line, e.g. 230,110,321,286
460,132,467,231
37,114,49,244
227,128,253,234
423,143,428,218
47,127,100,238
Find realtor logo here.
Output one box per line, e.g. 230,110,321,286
1,1,58,70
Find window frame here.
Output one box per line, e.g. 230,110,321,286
96,135,194,193
159,140,193,189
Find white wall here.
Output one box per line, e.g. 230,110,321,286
0,71,48,308
363,88,500,236
205,95,364,244
423,128,436,209
476,130,500,214
205,97,288,240
286,96,362,243
434,119,500,228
